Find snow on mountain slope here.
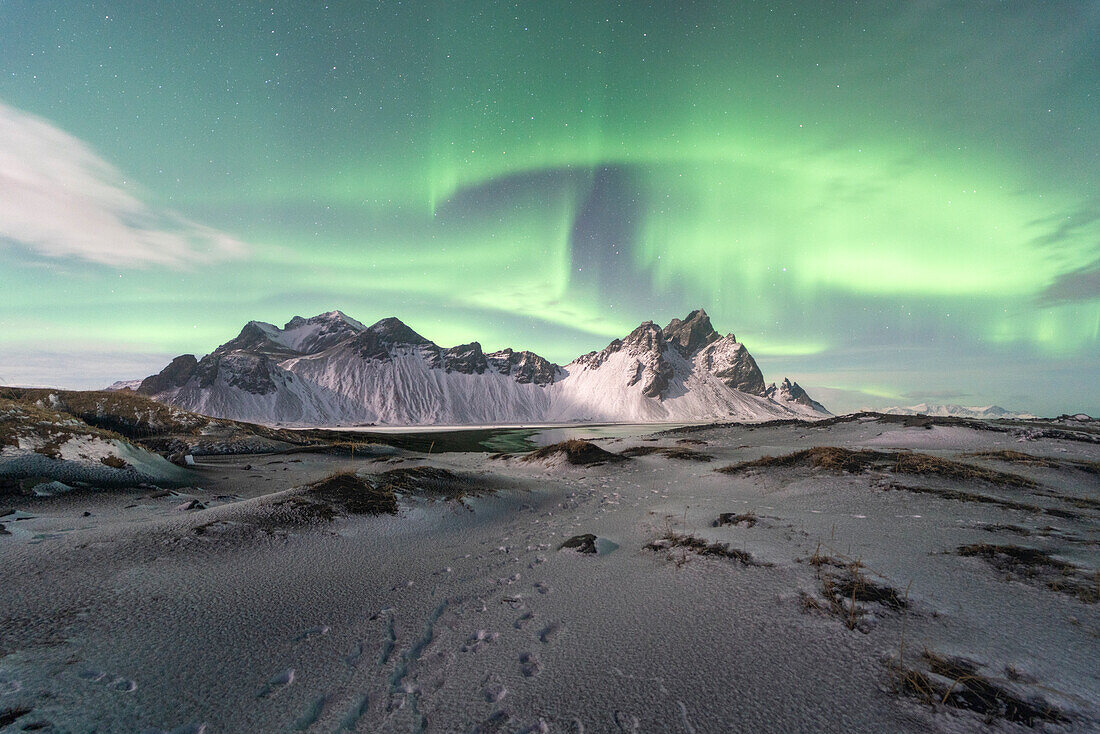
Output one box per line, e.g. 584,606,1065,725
546,315,798,422
137,309,829,425
880,403,1035,419
105,379,143,391
766,378,832,416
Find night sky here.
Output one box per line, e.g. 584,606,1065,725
1,1,1097,415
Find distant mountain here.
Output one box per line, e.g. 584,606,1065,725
105,379,143,391
879,403,1036,420
766,378,830,415
136,309,829,425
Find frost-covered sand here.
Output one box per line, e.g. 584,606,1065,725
1,417,1098,732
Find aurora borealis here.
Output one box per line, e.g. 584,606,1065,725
0,2,1097,415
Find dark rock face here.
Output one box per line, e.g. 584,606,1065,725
627,352,674,398
355,317,436,362
219,321,288,355
573,339,622,370
486,349,559,386
767,378,828,412
137,354,198,395
443,342,489,375
662,308,720,357
353,329,395,362
370,317,432,347
220,353,279,395
622,321,663,351
707,343,767,396
283,311,365,354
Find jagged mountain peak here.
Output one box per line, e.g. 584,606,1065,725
368,317,433,346
284,310,366,332
663,308,721,356
766,378,830,414
621,321,664,350
219,320,286,354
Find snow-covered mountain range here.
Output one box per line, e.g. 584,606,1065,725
878,403,1037,420
134,309,830,425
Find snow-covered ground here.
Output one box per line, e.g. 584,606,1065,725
0,416,1097,732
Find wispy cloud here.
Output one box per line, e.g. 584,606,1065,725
0,100,248,268
1037,257,1100,305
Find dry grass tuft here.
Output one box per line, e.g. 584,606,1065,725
713,512,758,528
523,439,627,466
99,455,131,470
892,650,1069,726
957,543,1097,603
718,446,1037,487
619,445,714,461
305,471,398,516
884,483,1082,520
965,449,1100,476
645,532,766,566
801,544,904,631
371,465,489,501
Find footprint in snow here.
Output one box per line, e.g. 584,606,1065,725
110,676,138,692
518,652,542,678
614,710,640,733
256,668,295,698
538,622,562,644
291,696,325,731
513,611,535,630
338,694,370,731
462,629,499,653
482,681,508,703
344,640,364,668
533,581,552,595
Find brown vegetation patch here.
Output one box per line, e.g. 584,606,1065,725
618,445,714,461
370,465,489,501
894,651,1069,726
885,483,1082,521
965,449,1100,476
713,512,758,528
32,433,71,460
99,455,130,470
719,446,1036,487
523,439,627,466
957,543,1097,603
4,388,208,439
306,471,398,516
645,532,765,566
802,547,906,630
